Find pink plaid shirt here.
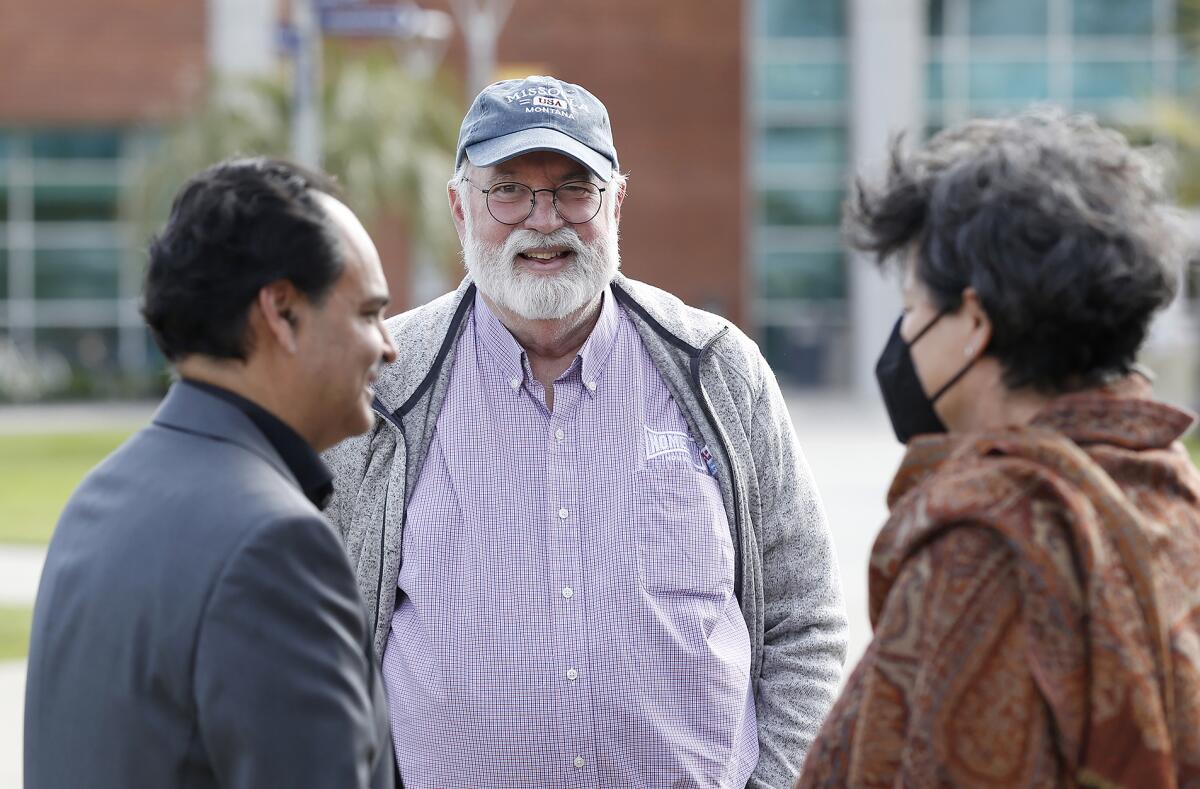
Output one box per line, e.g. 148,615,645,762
382,288,757,787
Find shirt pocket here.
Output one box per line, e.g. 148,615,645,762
632,462,734,602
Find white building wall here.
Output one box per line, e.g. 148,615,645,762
848,0,926,395
207,0,277,77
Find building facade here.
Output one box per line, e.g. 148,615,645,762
0,0,1193,397
0,1,206,394
0,0,747,398
752,0,1195,389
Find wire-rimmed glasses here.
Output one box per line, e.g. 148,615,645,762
461,177,605,225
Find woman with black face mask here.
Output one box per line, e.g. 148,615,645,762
797,109,1200,788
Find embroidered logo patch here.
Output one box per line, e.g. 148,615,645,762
533,95,570,111
643,426,706,472
505,85,583,120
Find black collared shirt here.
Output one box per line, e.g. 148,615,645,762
182,379,335,510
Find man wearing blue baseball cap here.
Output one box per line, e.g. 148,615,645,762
325,75,847,788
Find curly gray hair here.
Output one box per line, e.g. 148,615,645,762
847,107,1186,393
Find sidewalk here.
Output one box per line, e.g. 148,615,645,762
0,400,156,434
0,546,45,785
785,390,903,670
0,661,22,787
0,546,45,606
0,389,903,782
0,399,156,784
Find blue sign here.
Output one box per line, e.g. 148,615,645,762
318,4,423,37
276,24,302,52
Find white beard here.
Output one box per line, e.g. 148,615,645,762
461,212,621,321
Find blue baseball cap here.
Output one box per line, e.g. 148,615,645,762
455,75,619,181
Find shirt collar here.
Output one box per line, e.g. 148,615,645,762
180,379,334,509
473,287,621,399
576,286,620,397
473,291,529,394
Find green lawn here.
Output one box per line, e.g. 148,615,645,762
0,606,33,661
0,431,132,544
1188,435,1200,469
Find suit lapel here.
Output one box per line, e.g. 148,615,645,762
152,382,299,489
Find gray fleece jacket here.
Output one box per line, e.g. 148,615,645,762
323,274,848,789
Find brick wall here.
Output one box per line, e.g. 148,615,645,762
0,0,207,123
428,0,748,326
0,0,746,327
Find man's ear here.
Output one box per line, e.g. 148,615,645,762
612,177,627,224
448,183,467,243
255,280,303,354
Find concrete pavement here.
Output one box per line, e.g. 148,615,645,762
0,400,155,434
0,546,45,607
786,391,903,669
0,661,22,787
0,400,155,785
0,548,43,786
0,390,904,782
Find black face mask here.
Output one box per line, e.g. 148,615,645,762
875,311,977,444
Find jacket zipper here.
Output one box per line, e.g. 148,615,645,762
689,328,744,605
371,283,747,641
609,283,747,608
369,398,405,650
364,285,475,653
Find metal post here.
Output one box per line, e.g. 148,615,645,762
848,0,926,396
292,0,323,167
450,0,515,98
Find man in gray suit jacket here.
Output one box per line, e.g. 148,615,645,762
24,158,398,788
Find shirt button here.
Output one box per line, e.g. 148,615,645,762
558,507,569,520
566,668,578,681
573,756,585,769
562,586,574,599
555,428,565,441
585,381,597,392
509,378,520,390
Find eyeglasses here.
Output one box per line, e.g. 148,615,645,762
460,177,606,225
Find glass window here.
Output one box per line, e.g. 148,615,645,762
34,327,120,373
760,188,845,226
0,248,8,300
144,327,167,372
760,0,843,37
1181,2,1200,48
759,126,847,168
761,61,846,103
1073,60,1155,100
0,131,9,160
929,0,945,37
758,251,845,300
927,60,945,102
1074,0,1153,35
1187,257,1200,302
969,61,1049,102
32,130,121,160
1179,59,1199,95
34,248,120,299
33,182,120,222
0,182,8,220
761,323,838,386
969,0,1048,36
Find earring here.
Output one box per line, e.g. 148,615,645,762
964,345,974,357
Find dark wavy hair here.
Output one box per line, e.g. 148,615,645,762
142,157,344,361
846,108,1183,393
